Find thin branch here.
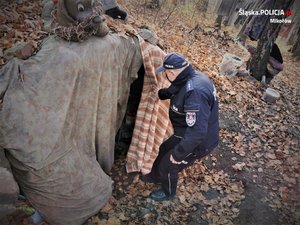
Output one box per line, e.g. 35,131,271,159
153,0,166,24
142,0,147,20
191,0,202,19
161,4,178,27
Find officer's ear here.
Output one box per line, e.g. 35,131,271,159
168,70,176,76
165,70,172,77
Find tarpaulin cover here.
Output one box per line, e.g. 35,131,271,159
0,33,142,225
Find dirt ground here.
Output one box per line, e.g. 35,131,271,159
107,115,299,225
101,45,299,225
97,9,300,221
107,103,299,225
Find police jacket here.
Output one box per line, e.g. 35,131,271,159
159,65,219,161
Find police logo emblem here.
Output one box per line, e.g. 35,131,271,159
172,105,178,111
186,112,196,127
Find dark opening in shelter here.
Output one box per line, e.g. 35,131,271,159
115,65,145,156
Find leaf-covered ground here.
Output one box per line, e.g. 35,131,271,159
93,2,299,225
1,1,299,225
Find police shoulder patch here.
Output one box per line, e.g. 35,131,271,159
186,80,194,92
186,112,196,127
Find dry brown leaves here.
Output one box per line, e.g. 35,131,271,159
105,15,140,39
85,159,245,225
0,0,45,66
113,1,299,224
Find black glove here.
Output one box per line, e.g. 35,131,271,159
158,88,172,100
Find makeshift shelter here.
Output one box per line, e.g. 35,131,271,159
0,1,175,223
0,33,142,225
0,29,175,225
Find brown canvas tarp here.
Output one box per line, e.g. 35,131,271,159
0,33,142,225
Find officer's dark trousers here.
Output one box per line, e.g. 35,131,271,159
148,135,212,196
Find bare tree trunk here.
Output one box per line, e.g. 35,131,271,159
215,15,223,29
287,20,300,45
161,4,178,27
248,0,295,81
237,15,251,45
291,33,300,58
153,0,165,23
287,1,300,44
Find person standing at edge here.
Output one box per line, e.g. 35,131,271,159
141,53,220,201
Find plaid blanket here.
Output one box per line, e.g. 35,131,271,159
126,38,173,174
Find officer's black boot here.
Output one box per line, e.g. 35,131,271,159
150,189,175,201
150,178,177,201
105,6,127,20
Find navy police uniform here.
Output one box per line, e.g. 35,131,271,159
147,64,219,198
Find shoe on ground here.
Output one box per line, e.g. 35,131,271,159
105,6,127,20
150,189,175,201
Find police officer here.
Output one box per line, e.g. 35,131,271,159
141,53,219,201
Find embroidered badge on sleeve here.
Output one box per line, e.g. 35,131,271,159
186,112,196,127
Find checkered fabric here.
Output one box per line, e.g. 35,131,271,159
126,38,173,174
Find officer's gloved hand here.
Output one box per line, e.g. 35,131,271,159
158,88,172,100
